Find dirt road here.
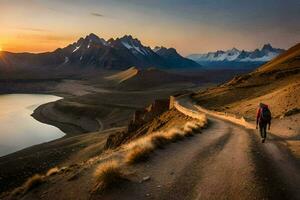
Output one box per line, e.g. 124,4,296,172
97,97,300,200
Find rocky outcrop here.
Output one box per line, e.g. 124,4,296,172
105,98,170,149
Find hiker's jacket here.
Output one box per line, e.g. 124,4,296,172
256,105,271,126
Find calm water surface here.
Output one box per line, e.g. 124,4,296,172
0,94,65,157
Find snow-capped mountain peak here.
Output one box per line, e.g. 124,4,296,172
262,43,273,51
72,46,81,53
69,33,108,54
224,48,241,61
227,48,240,54
188,44,285,63
118,35,151,56
85,33,108,46
51,33,201,69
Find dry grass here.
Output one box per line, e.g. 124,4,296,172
150,134,170,148
124,116,207,164
10,165,70,197
92,116,208,194
124,136,151,151
12,174,45,196
126,143,154,164
22,174,45,192
150,128,187,148
8,116,207,197
93,160,125,193
46,167,60,176
183,121,203,134
163,128,185,142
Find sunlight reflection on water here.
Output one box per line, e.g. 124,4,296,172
0,94,65,157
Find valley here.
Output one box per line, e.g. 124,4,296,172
0,64,211,195
0,33,299,200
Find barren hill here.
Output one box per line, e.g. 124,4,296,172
257,43,300,73
105,67,201,90
105,67,139,83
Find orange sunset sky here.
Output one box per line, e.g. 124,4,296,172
0,0,299,56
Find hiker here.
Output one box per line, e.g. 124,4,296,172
256,103,272,143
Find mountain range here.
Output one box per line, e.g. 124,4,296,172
0,34,200,71
187,44,285,69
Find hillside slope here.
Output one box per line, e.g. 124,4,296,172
257,43,300,73
105,67,139,83
105,67,203,90
193,43,300,119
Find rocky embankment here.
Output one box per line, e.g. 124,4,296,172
105,99,171,149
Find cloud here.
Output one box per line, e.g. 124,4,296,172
15,27,50,33
91,12,104,17
15,33,75,43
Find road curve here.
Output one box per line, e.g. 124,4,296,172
176,96,300,199
96,97,300,200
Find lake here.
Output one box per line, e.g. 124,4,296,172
0,94,65,157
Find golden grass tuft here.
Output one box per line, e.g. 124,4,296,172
183,120,206,135
123,116,207,165
124,136,151,151
150,134,170,148
163,128,185,142
23,174,45,192
12,174,45,196
126,143,154,164
11,165,72,197
93,160,125,193
46,167,60,176
183,123,194,135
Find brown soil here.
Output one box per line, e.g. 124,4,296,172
4,101,299,200
0,127,123,196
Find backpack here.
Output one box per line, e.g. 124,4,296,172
260,106,271,122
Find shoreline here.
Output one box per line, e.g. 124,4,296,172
0,86,106,194
0,90,100,137
31,102,99,136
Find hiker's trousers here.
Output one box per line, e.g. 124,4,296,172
259,122,267,139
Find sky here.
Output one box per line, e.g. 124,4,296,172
0,0,299,55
